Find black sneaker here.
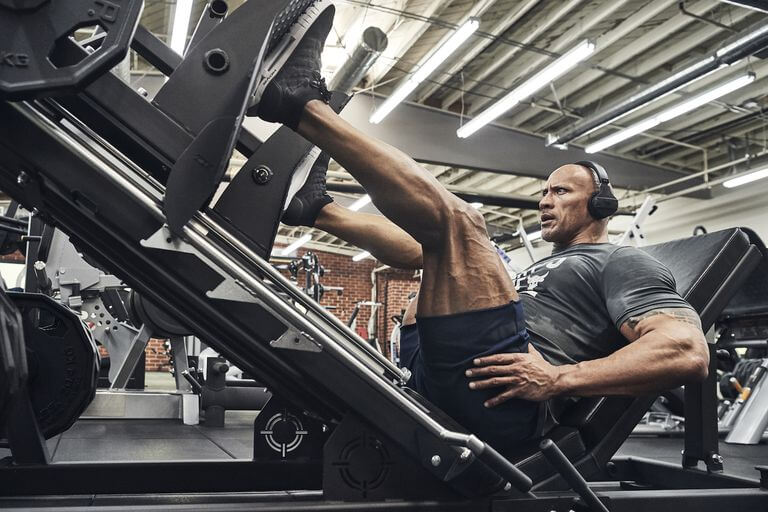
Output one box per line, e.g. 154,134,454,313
282,150,333,226
248,0,334,130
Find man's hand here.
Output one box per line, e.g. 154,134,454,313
466,344,561,406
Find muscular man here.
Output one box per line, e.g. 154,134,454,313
252,2,709,454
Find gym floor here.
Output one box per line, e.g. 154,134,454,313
1,373,766,482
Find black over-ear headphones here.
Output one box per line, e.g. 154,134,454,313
573,160,618,220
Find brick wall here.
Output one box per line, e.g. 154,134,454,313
279,249,421,359
145,338,172,372
0,250,24,263
98,338,170,372
273,248,378,339
375,267,421,355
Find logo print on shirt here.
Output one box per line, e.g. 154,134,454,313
527,272,549,290
514,256,567,297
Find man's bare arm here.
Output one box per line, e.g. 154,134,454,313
467,307,709,405
554,307,709,396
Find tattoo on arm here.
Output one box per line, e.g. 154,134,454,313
626,308,702,330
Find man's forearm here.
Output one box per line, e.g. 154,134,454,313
554,327,709,397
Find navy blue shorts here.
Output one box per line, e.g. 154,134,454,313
399,301,541,454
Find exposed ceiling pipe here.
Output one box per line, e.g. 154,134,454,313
413,0,541,103
439,0,585,111
456,0,630,116
684,134,767,172
641,108,768,159
655,154,768,202
329,26,388,94
547,19,768,147
719,0,768,13
506,0,710,129
608,55,767,154
621,148,768,202
526,3,750,134
679,0,739,31
661,115,768,168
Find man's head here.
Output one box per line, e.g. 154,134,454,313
538,163,612,248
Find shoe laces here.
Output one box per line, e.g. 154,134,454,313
310,71,332,103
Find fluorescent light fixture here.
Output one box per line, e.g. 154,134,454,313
352,250,371,262
457,39,595,138
527,230,542,241
585,72,755,154
573,57,719,139
170,0,194,55
470,202,484,209
280,234,312,256
348,194,372,212
723,166,768,188
370,18,479,124
716,23,768,57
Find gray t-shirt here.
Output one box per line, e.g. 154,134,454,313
514,243,693,366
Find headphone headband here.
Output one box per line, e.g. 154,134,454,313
574,160,609,184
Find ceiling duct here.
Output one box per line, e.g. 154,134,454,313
329,26,388,95
547,20,768,147
720,0,768,13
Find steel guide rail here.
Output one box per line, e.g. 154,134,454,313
5,100,531,493
48,99,405,382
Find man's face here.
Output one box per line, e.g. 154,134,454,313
538,165,598,245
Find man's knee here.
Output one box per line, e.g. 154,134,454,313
421,199,487,250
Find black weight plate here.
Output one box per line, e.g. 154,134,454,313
128,290,191,337
0,0,143,100
8,292,99,439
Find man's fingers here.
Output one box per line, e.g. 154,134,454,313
468,376,520,390
484,390,517,408
466,364,514,378
472,353,523,367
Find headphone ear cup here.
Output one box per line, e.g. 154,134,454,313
588,191,619,219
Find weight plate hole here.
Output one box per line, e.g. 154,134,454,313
48,21,106,69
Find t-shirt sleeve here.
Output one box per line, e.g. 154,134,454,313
602,247,695,330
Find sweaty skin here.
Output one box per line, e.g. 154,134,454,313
466,165,709,405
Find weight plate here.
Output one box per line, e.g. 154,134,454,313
8,292,99,439
127,290,191,338
0,0,143,100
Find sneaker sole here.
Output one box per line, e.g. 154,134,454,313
251,0,334,106
283,146,322,213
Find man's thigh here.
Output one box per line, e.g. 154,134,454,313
415,300,540,451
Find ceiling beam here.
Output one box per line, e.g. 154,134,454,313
326,180,541,210
341,92,709,196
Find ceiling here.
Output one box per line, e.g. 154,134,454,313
134,0,768,257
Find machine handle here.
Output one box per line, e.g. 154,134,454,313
181,369,203,394
540,439,609,512
463,436,533,493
